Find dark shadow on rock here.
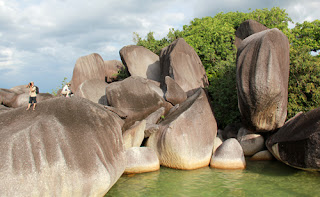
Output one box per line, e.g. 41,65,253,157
98,95,108,105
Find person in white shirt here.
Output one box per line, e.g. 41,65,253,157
61,83,72,97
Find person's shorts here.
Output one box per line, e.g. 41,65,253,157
29,96,37,104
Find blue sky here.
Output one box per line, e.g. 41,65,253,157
0,0,319,93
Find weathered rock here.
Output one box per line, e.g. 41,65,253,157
10,85,29,94
104,106,128,119
213,136,223,153
0,97,126,196
120,45,161,82
0,105,11,114
145,107,165,125
160,38,208,96
71,53,106,92
144,124,160,138
105,76,171,129
0,88,54,108
147,89,217,170
210,138,246,170
251,150,273,161
238,132,264,156
123,120,146,150
74,79,108,105
266,108,320,171
164,76,187,105
0,88,17,106
124,147,160,174
236,28,290,132
104,60,124,83
220,122,242,140
235,20,269,49
11,93,54,108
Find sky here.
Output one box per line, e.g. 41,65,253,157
0,0,320,93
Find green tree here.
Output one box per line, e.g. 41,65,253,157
133,7,320,128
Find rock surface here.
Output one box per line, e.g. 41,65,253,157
124,147,160,174
160,38,208,96
74,79,108,105
251,150,273,161
266,108,320,171
104,60,124,83
147,89,217,170
164,76,187,105
0,97,126,196
236,28,290,132
70,53,107,92
235,19,269,48
123,120,146,150
210,138,246,170
105,76,171,129
120,45,161,82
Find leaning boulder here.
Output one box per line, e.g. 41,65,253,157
123,120,146,150
266,108,320,171
74,79,108,105
124,147,160,174
71,53,106,92
147,88,217,170
210,138,246,170
236,28,290,132
105,76,172,129
160,38,208,96
237,127,264,156
120,45,161,82
164,76,187,105
0,97,126,196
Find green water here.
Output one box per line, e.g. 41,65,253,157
105,160,320,197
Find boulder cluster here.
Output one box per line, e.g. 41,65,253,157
0,20,319,196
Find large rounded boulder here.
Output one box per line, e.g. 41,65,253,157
105,76,172,129
160,38,208,96
236,28,290,132
104,60,124,83
147,88,217,170
120,45,161,82
0,97,126,196
266,108,320,171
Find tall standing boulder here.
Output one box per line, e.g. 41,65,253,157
71,53,106,92
236,28,290,132
160,38,208,96
266,108,320,171
105,76,172,129
235,19,269,48
0,97,126,196
147,89,217,170
120,45,161,82
74,79,108,105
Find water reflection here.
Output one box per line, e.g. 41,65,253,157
105,160,320,197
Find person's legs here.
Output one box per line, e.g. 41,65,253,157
26,96,32,110
32,97,37,110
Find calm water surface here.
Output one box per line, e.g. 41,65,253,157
105,160,320,197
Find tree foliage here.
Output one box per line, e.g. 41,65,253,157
134,7,320,128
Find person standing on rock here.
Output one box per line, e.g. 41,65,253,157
26,81,37,110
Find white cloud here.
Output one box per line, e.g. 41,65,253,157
0,0,319,92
